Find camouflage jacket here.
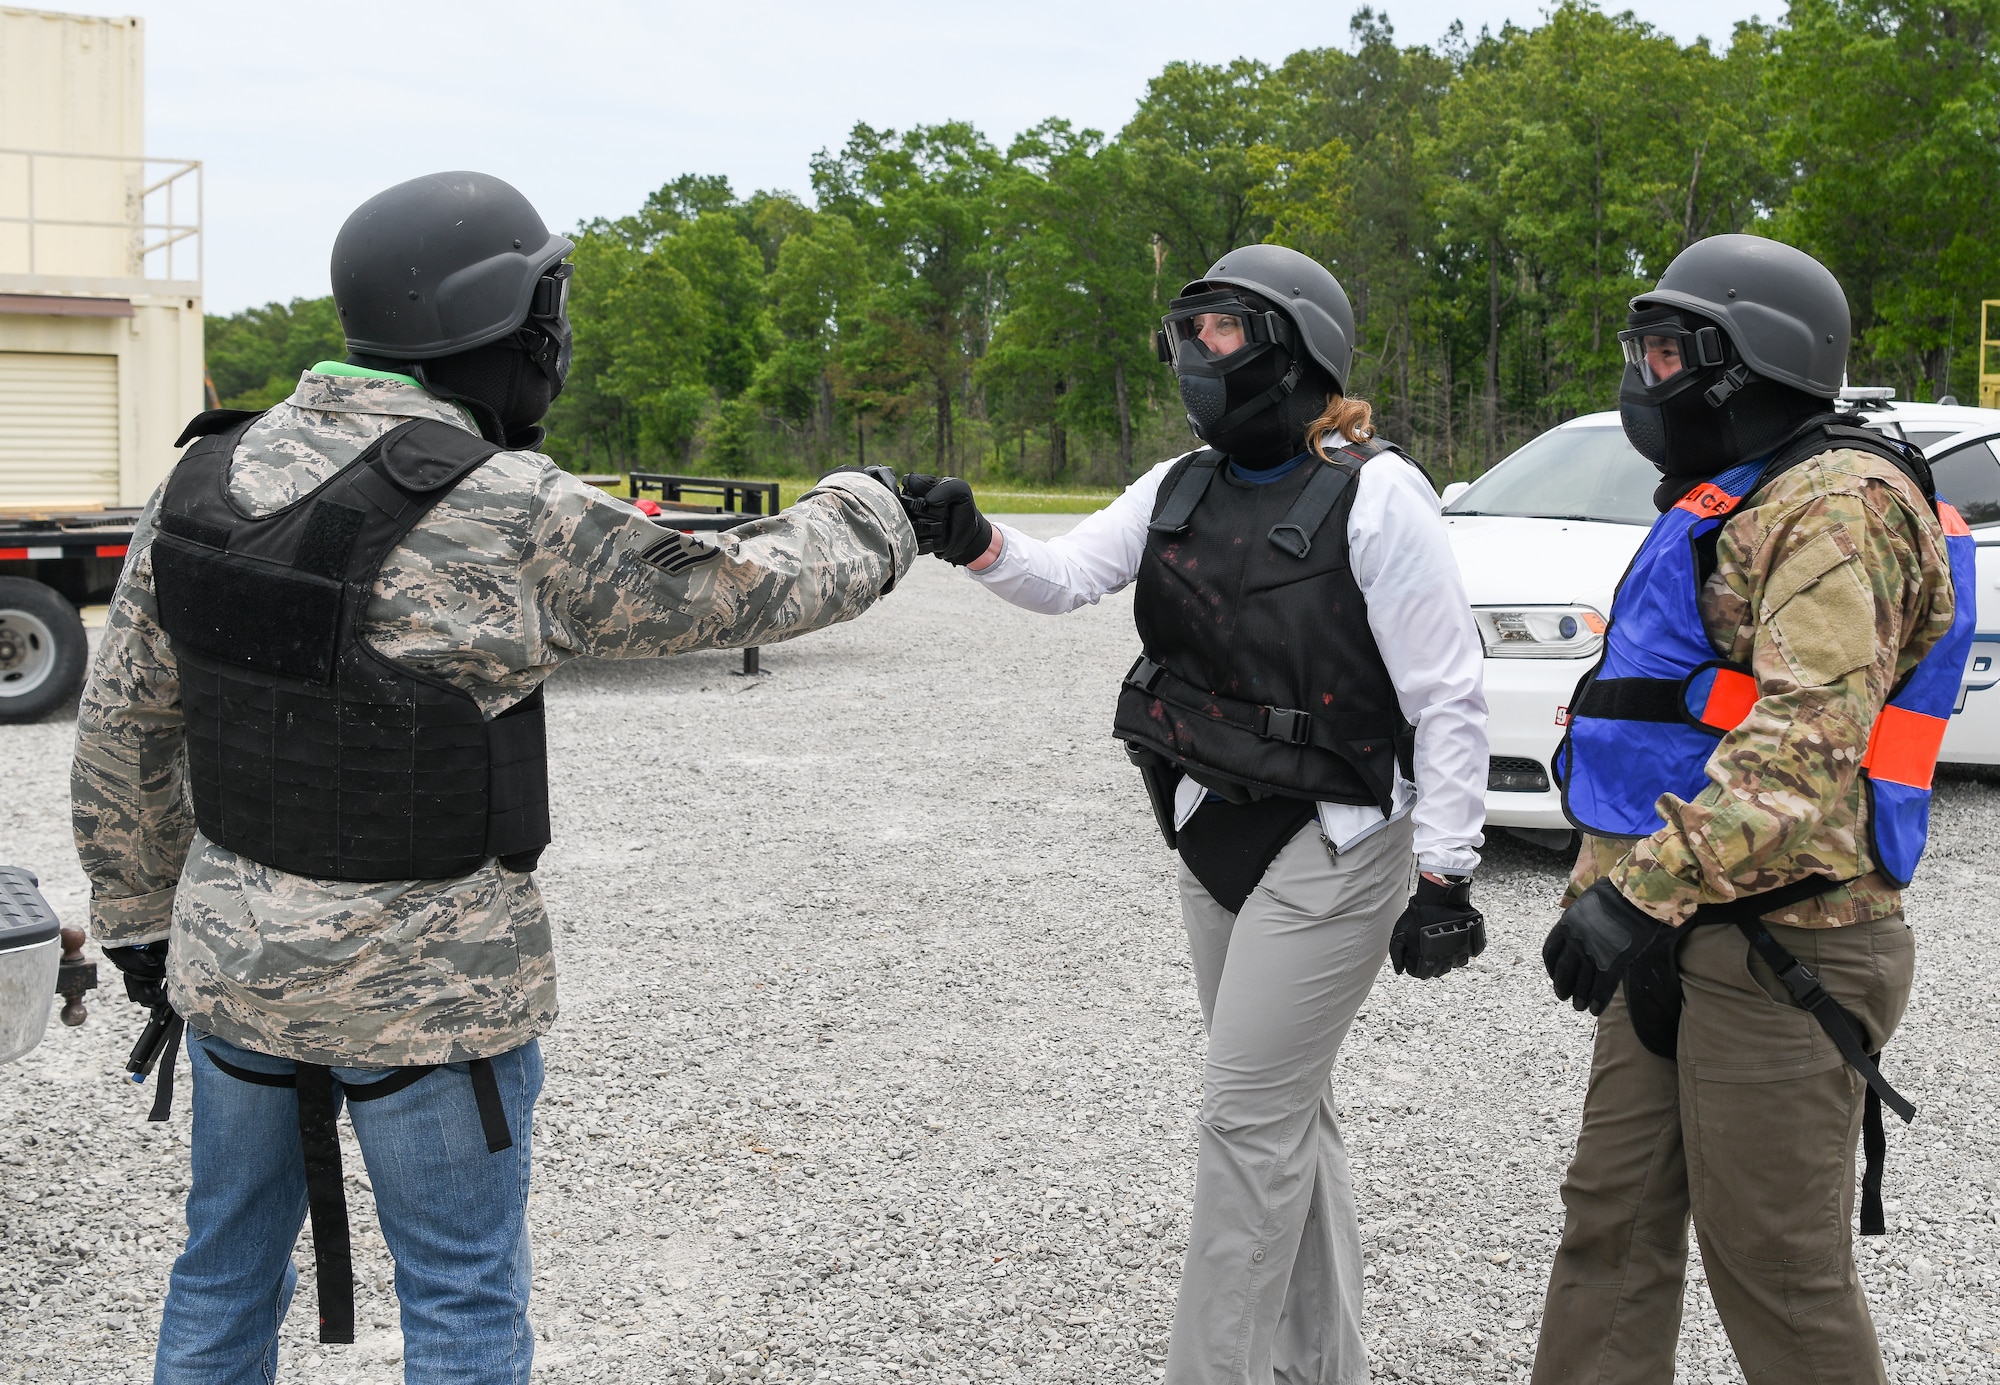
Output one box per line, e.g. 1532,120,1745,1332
1566,445,1956,929
72,372,913,1066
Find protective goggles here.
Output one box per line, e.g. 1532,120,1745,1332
1617,315,1726,388
528,261,573,330
519,262,574,386
1154,290,1295,364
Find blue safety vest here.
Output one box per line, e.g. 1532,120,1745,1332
1555,457,1977,888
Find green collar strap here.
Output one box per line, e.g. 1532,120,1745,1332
313,360,422,388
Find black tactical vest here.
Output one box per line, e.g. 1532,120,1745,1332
1112,443,1417,812
149,411,552,882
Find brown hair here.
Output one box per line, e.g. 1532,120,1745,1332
1305,392,1374,457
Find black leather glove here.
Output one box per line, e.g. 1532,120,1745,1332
103,941,170,1010
1387,875,1486,979
821,464,901,496
1542,879,1666,1015
900,474,994,565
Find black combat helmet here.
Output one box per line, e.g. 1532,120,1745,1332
330,172,576,449
1178,244,1357,390
1629,233,1849,398
1155,245,1358,458
1618,235,1849,478
332,171,573,363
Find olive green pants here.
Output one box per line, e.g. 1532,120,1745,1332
1532,913,1915,1385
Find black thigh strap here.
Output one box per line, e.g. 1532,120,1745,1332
294,1063,356,1344
1721,909,1913,1238
1681,880,1910,1237
146,1015,186,1123
203,1050,519,1341
1860,1086,1888,1235
467,1057,515,1154
1729,918,1914,1123
1696,892,1912,1240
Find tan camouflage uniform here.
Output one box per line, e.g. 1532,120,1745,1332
1533,444,1954,1385
1563,445,1956,927
72,371,913,1067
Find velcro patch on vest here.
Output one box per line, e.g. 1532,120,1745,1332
294,501,367,580
156,507,232,551
638,530,722,576
1764,528,1874,688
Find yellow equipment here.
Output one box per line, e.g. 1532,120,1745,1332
1983,301,2000,410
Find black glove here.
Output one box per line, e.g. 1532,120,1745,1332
900,474,994,565
821,464,901,496
1541,879,1666,1015
1387,875,1486,979
103,941,169,1010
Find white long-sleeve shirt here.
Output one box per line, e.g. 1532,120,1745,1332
969,450,1488,874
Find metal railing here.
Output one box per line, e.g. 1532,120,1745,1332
0,148,202,282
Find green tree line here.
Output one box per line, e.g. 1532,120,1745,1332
205,0,2000,486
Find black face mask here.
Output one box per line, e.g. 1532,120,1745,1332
1206,362,1336,466
413,331,565,451
1618,308,1825,499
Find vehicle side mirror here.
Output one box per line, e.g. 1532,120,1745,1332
1441,481,1471,506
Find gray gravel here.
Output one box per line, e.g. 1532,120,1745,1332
2,512,1997,1385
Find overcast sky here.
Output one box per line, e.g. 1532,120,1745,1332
130,0,1772,313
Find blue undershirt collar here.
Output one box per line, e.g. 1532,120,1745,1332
1229,451,1314,485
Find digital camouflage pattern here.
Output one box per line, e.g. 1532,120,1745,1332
72,371,913,1066
1564,446,1956,929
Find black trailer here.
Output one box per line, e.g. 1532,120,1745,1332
0,507,139,723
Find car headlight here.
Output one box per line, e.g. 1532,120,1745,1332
1471,605,1607,659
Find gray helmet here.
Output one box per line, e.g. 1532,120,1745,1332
331,171,574,362
1182,244,1357,392
1629,234,1848,399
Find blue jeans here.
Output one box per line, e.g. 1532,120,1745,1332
155,1030,542,1385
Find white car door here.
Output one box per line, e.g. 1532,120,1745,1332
1930,433,2000,764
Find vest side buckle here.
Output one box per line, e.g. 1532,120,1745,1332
1128,656,1167,693
1259,706,1312,746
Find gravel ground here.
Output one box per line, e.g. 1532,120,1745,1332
2,512,1997,1385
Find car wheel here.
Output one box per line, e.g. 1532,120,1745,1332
0,578,88,724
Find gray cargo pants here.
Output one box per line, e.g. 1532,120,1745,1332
1166,813,1415,1385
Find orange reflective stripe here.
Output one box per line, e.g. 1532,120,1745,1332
1940,502,1971,537
1699,667,1759,730
1861,704,1948,789
1674,482,1746,519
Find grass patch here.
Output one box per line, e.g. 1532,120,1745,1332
577,475,1120,515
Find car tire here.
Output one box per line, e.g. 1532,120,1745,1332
0,578,88,724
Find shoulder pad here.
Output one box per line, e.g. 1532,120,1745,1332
1350,436,1436,489
1758,413,1936,515
378,419,505,494
174,408,263,448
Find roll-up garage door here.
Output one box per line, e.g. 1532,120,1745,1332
0,351,120,507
